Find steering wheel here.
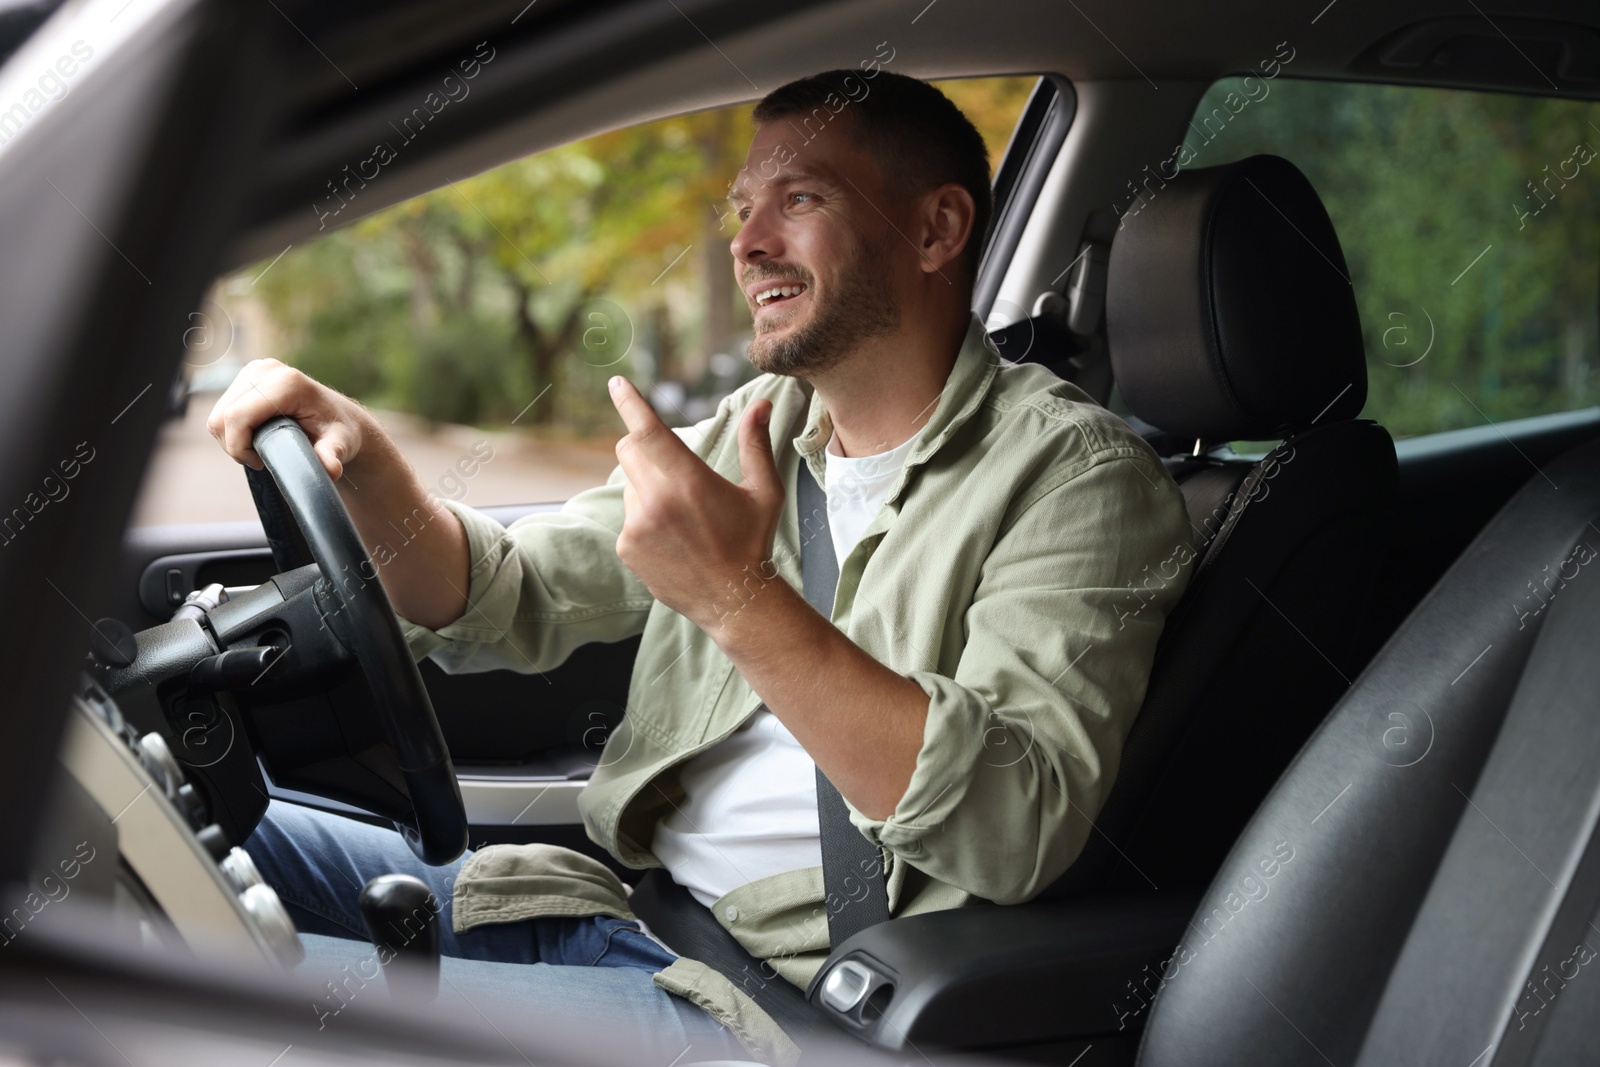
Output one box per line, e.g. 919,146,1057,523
250,415,468,866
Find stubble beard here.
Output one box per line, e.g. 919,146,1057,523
745,231,901,379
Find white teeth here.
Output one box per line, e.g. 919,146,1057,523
755,284,805,306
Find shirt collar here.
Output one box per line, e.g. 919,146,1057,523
792,311,1000,484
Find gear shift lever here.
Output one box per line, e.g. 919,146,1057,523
358,874,440,1002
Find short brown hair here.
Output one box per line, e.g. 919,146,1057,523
751,69,994,285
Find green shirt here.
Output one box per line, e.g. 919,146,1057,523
398,312,1193,1063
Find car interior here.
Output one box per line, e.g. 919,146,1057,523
4,0,1600,1064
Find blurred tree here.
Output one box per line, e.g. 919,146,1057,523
932,76,1042,177
240,78,1039,435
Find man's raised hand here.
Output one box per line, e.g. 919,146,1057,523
607,376,785,633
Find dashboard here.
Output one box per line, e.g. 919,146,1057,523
37,671,303,971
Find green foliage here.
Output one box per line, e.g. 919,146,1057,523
231,78,1041,435
405,314,528,427
291,291,409,402
1187,78,1600,439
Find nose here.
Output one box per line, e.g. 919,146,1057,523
729,196,782,266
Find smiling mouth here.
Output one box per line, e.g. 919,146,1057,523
753,282,807,312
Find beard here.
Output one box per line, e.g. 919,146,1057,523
745,231,901,378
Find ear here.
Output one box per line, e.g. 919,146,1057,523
915,183,977,280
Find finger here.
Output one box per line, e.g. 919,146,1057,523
608,376,695,473
613,429,658,492
617,479,641,566
736,399,782,506
227,376,300,472
312,419,360,482
207,361,351,479
214,361,307,468
611,440,662,525
206,363,264,462
607,376,663,435
210,363,295,470
206,357,273,427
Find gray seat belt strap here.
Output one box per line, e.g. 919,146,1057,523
794,459,893,945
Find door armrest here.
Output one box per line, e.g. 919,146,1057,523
804,892,1195,1051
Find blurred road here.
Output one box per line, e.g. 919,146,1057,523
131,394,622,527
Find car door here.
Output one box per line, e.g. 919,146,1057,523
0,0,279,887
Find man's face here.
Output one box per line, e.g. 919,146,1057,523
727,117,903,378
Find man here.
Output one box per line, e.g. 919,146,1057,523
211,69,1193,1064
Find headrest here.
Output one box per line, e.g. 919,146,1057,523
1106,154,1366,442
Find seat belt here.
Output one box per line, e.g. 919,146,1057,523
795,459,894,943
630,869,819,1037
627,456,892,1035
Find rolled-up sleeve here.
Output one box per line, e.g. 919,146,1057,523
851,453,1194,904
396,468,656,675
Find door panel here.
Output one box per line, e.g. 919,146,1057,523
0,0,278,883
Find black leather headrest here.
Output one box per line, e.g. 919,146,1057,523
1107,154,1366,442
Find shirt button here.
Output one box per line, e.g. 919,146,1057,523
724,905,739,922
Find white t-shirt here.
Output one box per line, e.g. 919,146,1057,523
822,433,919,571
650,431,919,907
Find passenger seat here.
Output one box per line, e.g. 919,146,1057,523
1053,154,1399,895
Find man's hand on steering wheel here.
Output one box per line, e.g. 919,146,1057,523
205,359,470,866
208,361,471,635
206,358,371,483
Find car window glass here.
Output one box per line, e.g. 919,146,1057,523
135,77,1039,526
1169,77,1599,446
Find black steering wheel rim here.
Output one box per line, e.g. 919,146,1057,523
251,415,468,866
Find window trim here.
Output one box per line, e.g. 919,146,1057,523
974,74,1076,320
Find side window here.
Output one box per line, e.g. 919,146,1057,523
138,78,1037,527
1172,78,1599,442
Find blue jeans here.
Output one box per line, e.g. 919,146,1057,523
243,801,748,1063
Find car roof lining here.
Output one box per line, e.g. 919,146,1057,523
221,0,1600,271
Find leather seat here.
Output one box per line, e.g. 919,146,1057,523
802,156,1403,1055
1052,153,1399,895
1136,433,1600,1067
